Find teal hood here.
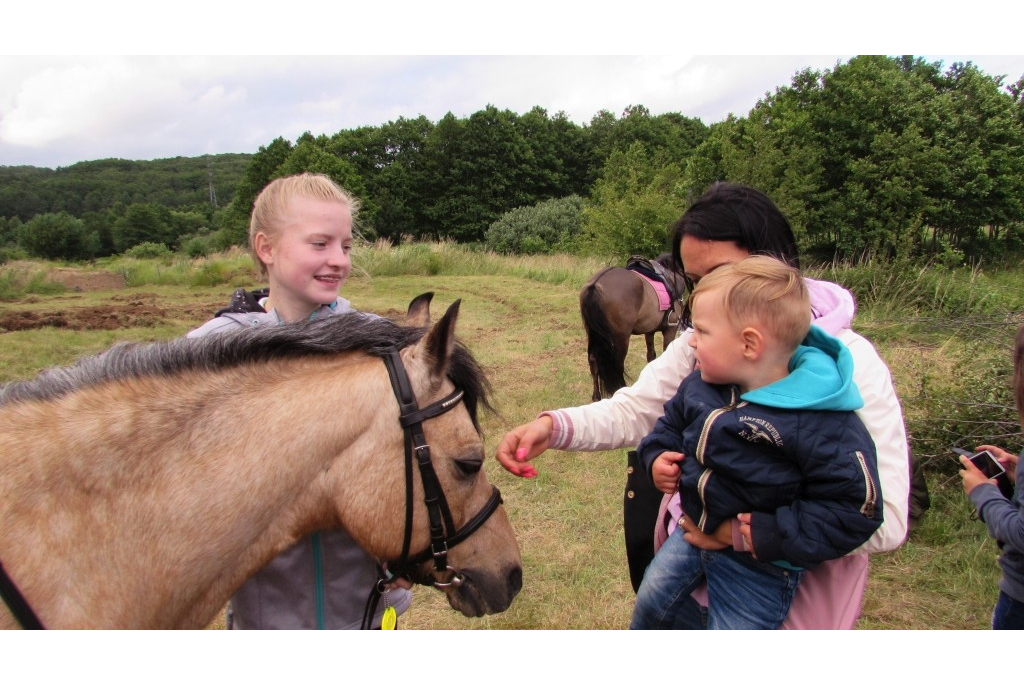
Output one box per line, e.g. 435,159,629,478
741,325,863,411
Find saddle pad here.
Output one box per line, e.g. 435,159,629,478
635,272,672,311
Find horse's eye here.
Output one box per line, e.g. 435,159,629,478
454,458,483,476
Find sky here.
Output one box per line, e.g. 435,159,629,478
3,4,1023,169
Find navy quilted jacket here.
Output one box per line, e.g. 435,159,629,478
638,327,883,568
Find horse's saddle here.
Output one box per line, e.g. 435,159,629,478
625,256,684,306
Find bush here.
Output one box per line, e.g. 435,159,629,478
484,196,584,255
124,242,173,259
18,212,98,261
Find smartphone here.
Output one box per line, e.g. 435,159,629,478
952,447,1006,479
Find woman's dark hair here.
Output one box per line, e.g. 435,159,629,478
670,182,800,278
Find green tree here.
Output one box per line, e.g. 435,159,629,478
112,203,173,253
582,142,687,260
222,137,294,245
18,212,98,261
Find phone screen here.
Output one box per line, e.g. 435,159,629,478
969,450,1006,479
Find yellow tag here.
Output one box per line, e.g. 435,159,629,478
382,606,397,630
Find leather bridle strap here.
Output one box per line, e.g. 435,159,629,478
381,347,461,574
0,560,44,629
361,347,503,629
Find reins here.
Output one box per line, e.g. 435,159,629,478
361,346,503,629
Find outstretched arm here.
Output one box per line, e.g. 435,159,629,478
495,415,552,478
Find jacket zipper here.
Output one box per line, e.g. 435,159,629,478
853,450,877,518
695,388,746,531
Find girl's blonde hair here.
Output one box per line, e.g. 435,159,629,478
690,255,811,352
248,173,360,278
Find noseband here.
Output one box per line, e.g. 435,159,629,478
361,346,502,627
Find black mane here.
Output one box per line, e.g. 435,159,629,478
0,313,491,428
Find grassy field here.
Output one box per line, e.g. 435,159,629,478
1,245,1021,629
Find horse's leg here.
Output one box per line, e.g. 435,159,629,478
644,332,657,362
589,352,602,402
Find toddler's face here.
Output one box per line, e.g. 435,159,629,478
687,288,745,387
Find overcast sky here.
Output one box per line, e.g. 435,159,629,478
3,5,1022,169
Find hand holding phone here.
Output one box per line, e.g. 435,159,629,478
954,447,1013,498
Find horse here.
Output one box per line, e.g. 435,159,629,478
0,298,522,629
580,254,687,401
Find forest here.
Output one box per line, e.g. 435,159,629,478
1,55,1022,266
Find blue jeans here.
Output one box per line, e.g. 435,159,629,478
630,526,801,629
993,591,1024,629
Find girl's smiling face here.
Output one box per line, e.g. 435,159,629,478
255,196,352,322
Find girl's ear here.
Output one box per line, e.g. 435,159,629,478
740,327,765,361
253,232,274,266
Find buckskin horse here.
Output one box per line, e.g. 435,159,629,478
580,254,687,401
0,299,521,629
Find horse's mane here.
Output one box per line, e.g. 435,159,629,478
0,313,491,429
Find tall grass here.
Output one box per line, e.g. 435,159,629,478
352,238,608,287
99,247,259,288
0,261,67,299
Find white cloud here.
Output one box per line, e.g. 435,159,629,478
1,54,1022,169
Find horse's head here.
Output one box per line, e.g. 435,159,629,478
332,299,522,618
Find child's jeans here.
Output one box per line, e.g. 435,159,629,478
993,590,1024,629
630,526,802,629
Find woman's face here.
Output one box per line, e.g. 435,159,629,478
678,234,751,285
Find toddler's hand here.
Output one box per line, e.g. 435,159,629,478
651,451,684,495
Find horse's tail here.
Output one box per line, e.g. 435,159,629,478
580,275,627,398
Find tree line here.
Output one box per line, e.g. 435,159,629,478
2,55,1022,266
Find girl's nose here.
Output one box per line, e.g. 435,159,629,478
327,245,349,267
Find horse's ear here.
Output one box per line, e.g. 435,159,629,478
421,299,461,380
406,292,434,328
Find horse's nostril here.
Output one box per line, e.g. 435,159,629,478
508,566,523,596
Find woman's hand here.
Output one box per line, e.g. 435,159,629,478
737,513,756,558
959,454,998,495
977,444,1018,484
495,415,552,478
679,514,730,550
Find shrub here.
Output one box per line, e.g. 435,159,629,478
124,242,173,259
484,196,584,255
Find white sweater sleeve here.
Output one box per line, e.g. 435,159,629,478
841,329,910,553
550,331,697,451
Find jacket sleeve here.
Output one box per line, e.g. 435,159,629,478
970,482,1024,554
749,414,884,568
841,329,910,553
636,387,690,479
548,331,697,451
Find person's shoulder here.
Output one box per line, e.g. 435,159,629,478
187,312,271,338
836,328,884,362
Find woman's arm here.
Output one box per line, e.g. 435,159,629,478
551,332,696,451
496,332,695,476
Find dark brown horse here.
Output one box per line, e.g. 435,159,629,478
580,254,687,401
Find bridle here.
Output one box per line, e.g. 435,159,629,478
360,346,503,628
